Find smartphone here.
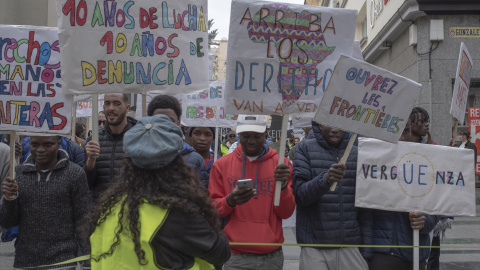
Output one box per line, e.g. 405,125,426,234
237,179,253,189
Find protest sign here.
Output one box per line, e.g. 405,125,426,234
468,107,480,174
356,137,476,216
0,25,72,134
314,55,421,143
57,0,209,95
225,0,357,116
292,117,312,129
450,42,472,124
76,100,104,117
183,81,238,128
135,82,236,127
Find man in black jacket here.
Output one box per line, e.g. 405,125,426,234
458,130,477,166
84,93,136,201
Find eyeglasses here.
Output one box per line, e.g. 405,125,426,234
98,120,106,126
229,135,236,138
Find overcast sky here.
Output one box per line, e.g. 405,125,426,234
208,0,306,40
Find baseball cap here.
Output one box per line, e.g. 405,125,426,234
123,114,184,169
236,115,268,133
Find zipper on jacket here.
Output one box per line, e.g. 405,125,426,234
111,139,117,181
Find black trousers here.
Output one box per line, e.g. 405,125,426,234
370,253,426,270
427,235,440,270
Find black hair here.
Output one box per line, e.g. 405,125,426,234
147,95,182,120
86,156,221,265
409,107,430,125
460,130,471,139
75,122,86,137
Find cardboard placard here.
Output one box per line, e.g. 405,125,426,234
0,25,72,134
225,0,357,116
356,138,476,216
314,55,421,143
57,0,209,95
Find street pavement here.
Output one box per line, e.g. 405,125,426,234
1,203,479,269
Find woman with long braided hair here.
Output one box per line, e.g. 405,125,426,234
87,114,230,269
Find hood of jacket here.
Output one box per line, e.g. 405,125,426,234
233,143,274,187
179,142,195,155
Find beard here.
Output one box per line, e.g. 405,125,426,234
107,110,127,126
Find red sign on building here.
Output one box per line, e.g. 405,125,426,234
468,107,480,174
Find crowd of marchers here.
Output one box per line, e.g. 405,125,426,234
0,93,475,270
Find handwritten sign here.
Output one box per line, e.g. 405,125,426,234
450,42,473,123
57,0,209,95
0,25,72,134
225,0,357,116
356,138,476,216
314,55,421,143
182,81,238,128
76,100,104,117
468,107,480,174
292,117,312,129
135,82,237,127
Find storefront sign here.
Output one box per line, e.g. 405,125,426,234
450,27,480,38
468,107,480,174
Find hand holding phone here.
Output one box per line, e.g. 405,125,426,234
237,179,253,189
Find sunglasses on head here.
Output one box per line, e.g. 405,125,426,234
98,120,106,125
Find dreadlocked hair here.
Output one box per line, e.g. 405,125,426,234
409,107,430,125
85,155,221,265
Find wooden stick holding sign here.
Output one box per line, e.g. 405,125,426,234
450,120,459,146
413,228,419,270
9,131,15,179
92,95,99,144
274,114,290,206
142,94,147,117
71,102,77,142
330,133,357,191
214,127,219,162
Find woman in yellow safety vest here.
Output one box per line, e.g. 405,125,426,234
87,114,231,270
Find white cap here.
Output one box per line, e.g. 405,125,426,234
236,115,268,133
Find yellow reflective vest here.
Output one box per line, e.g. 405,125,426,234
90,201,214,270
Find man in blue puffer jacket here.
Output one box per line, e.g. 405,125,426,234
293,121,370,270
366,107,438,270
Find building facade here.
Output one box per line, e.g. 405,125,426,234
0,0,57,27
213,39,228,81
309,0,480,146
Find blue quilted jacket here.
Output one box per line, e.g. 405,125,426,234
293,124,370,256
365,210,437,262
